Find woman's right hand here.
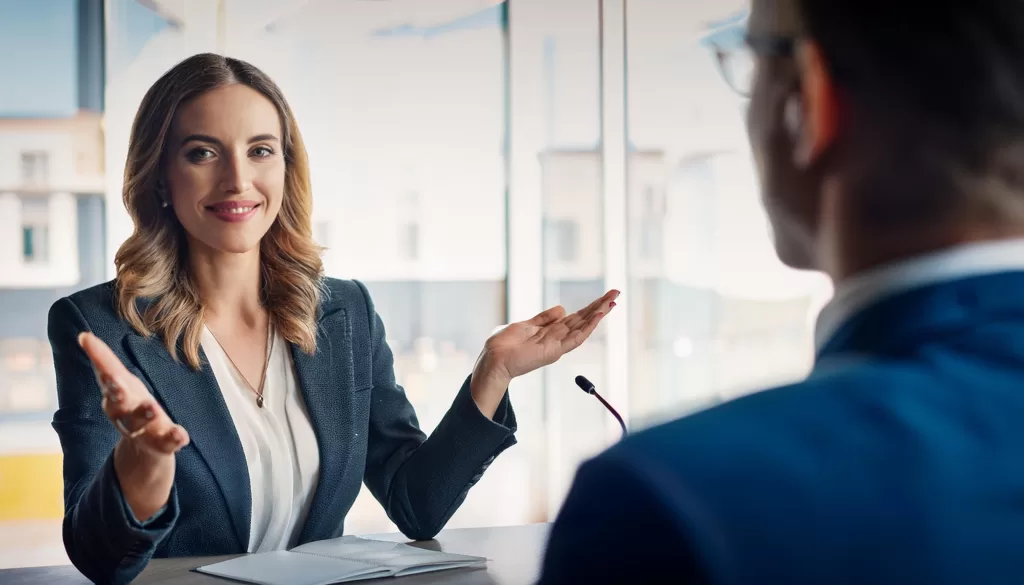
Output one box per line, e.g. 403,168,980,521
78,332,190,521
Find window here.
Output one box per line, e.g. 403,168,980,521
20,152,49,186
399,190,420,210
642,185,664,214
625,2,832,428
399,222,420,261
548,219,580,263
638,217,663,260
530,0,606,520
20,197,50,264
637,186,665,260
313,221,330,249
0,0,99,570
0,338,55,413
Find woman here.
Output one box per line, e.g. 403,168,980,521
49,53,617,585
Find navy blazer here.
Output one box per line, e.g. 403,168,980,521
540,271,1024,584
48,278,516,585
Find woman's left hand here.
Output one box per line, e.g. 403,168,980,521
470,290,620,417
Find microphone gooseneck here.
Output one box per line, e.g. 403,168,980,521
574,375,627,436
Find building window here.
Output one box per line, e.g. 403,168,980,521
21,151,50,186
638,186,665,260
313,220,331,248
548,219,579,263
639,218,664,260
0,338,57,414
400,222,420,261
20,197,50,264
399,189,421,210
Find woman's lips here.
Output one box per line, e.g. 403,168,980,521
205,201,261,223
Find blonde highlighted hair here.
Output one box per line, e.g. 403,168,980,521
115,53,323,368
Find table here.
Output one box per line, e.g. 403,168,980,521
0,524,551,585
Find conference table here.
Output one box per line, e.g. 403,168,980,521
0,523,551,585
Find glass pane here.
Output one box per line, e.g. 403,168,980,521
624,2,833,429
22,227,33,260
0,0,104,569
523,0,605,514
21,152,50,185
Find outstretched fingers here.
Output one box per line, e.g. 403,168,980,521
560,310,607,353
528,305,568,327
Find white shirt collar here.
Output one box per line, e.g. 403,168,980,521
815,238,1024,352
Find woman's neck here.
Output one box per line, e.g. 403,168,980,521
189,242,265,328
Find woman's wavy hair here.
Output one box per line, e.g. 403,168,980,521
115,53,323,368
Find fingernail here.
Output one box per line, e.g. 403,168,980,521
609,301,617,309
77,332,88,347
144,406,155,420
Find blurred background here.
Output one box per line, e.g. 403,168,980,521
0,0,832,568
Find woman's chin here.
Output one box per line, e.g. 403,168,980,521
189,232,265,257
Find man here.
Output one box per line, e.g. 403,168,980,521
538,1,1024,583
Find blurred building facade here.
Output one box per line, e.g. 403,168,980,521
0,0,105,416
0,0,106,565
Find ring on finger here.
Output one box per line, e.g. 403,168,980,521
114,417,147,439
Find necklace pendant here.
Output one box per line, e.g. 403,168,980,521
257,395,264,408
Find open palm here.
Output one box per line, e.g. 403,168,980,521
484,290,619,380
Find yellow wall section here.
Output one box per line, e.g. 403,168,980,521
0,455,63,520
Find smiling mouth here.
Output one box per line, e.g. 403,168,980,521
205,202,261,214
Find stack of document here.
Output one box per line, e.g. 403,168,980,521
194,536,487,584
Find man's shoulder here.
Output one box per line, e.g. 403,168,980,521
599,359,919,493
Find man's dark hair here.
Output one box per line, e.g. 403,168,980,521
795,0,1024,226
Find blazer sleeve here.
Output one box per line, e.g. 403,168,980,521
355,281,517,540
537,451,709,585
48,297,180,585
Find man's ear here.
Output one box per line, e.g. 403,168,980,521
793,40,839,168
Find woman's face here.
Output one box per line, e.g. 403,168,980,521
166,83,286,256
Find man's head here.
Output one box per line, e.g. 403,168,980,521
743,0,1024,276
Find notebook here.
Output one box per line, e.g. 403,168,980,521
193,536,487,585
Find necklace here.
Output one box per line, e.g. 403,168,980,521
208,321,273,408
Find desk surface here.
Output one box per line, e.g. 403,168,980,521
0,524,550,585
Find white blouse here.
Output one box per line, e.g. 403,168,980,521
201,326,321,552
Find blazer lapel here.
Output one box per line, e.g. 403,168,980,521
293,307,362,543
124,333,251,551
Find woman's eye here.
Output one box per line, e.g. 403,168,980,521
186,148,215,163
251,146,274,158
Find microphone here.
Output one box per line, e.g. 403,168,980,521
575,375,627,436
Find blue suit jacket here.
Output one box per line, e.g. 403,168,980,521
539,272,1024,584
48,278,516,585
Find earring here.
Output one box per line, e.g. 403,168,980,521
161,200,170,208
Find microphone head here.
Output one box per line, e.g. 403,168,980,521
574,375,596,395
